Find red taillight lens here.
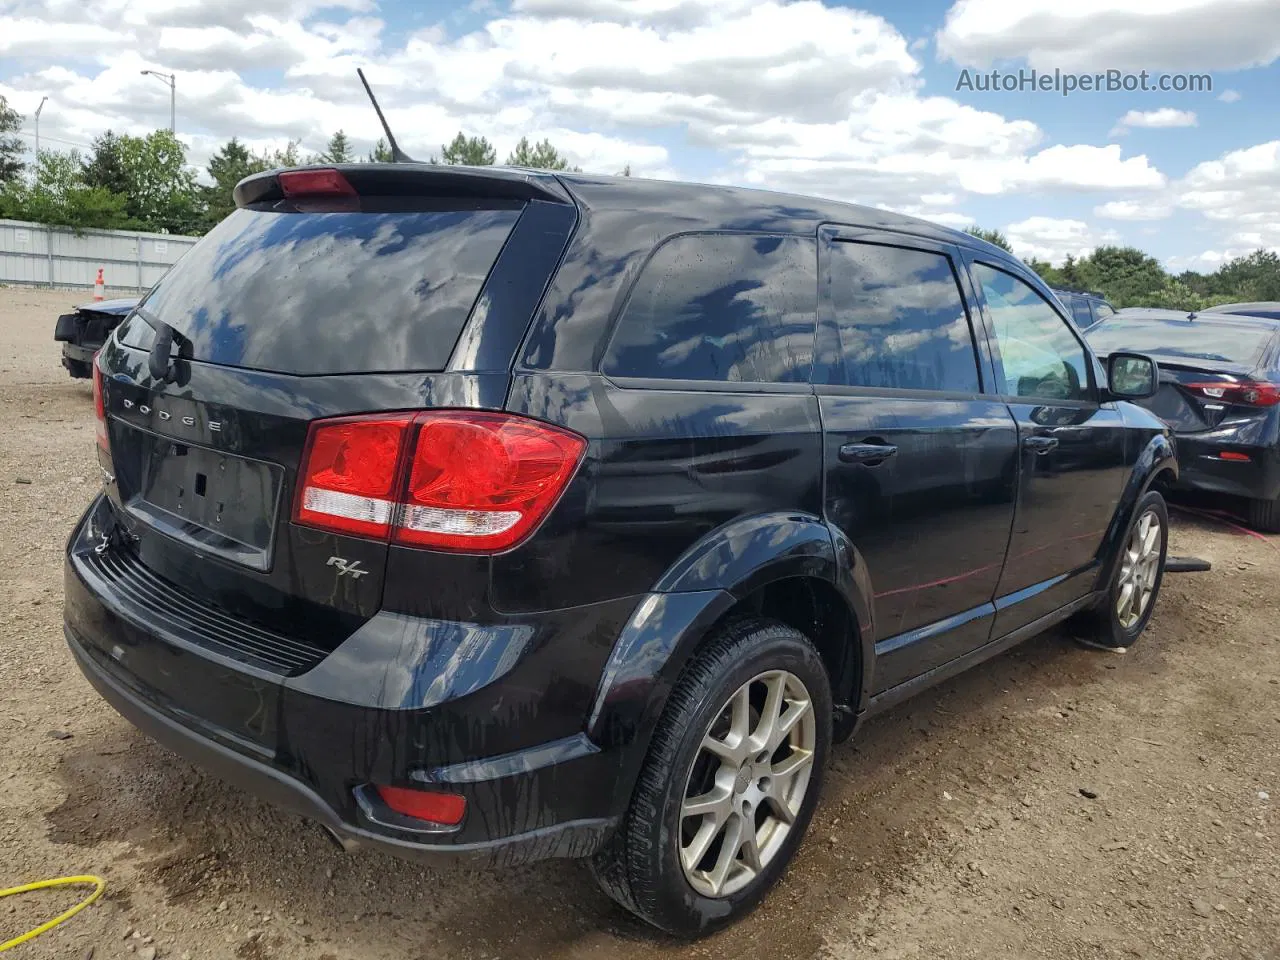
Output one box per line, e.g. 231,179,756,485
293,411,586,552
278,168,356,197
1219,451,1252,462
1186,381,1280,407
294,415,414,539
397,412,586,551
376,785,466,825
92,355,108,452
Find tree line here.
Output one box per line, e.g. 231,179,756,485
966,226,1280,311
0,95,601,236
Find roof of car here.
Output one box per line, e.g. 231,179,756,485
553,171,1016,259
1205,301,1280,317
1103,307,1280,330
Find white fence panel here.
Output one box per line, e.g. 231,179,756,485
0,219,199,296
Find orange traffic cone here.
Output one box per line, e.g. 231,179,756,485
93,268,105,302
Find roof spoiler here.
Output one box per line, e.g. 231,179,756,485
233,163,573,208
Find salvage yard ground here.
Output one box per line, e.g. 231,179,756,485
1,286,1277,960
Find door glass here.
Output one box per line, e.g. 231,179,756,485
973,263,1092,402
1068,297,1094,329
1092,301,1116,322
825,241,981,392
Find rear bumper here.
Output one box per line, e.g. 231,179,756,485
61,342,96,374
64,497,635,865
1172,434,1280,501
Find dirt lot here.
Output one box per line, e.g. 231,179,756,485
1,286,1277,960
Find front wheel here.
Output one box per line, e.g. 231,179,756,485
1081,490,1169,649
590,618,832,936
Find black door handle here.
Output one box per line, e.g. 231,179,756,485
839,442,898,465
1023,435,1060,455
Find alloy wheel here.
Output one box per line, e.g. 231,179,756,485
678,670,816,898
1116,508,1162,629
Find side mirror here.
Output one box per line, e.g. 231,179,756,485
1107,352,1159,400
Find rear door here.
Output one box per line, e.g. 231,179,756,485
965,260,1129,634
814,228,1019,693
96,170,571,651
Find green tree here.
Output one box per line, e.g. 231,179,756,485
367,138,394,163
505,136,579,171
116,130,203,234
320,130,354,164
0,150,133,230
964,226,1013,252
0,95,25,184
440,132,496,165
259,140,302,169
1208,249,1280,302
83,131,130,196
202,137,268,230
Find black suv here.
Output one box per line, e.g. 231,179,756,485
67,165,1175,936
1053,288,1117,330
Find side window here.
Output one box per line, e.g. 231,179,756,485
972,263,1092,402
602,234,816,384
824,241,981,392
1068,297,1094,329
1092,301,1116,322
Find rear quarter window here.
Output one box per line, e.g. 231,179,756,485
601,233,817,384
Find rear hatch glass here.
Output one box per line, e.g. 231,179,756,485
117,205,520,375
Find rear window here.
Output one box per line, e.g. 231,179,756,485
1086,317,1274,366
118,206,520,375
602,233,816,384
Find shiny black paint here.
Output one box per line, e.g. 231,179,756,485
69,169,1178,865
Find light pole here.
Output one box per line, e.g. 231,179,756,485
33,96,47,157
140,70,176,133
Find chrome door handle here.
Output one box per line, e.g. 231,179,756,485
839,442,898,465
1023,435,1059,455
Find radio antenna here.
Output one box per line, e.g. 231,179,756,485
357,68,415,163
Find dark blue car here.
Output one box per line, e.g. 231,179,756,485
53,297,139,378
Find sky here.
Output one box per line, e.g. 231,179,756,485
0,0,1277,271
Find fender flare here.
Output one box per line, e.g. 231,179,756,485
585,512,873,787
1095,431,1178,591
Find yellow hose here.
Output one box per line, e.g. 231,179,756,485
0,875,105,952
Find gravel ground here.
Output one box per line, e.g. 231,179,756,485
1,286,1277,960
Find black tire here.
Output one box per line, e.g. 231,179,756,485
589,618,832,937
1245,496,1280,534
1078,490,1169,648
65,359,92,379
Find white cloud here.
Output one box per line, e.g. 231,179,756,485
1176,139,1280,251
0,0,1170,214
1094,199,1174,220
1004,216,1121,264
937,0,1280,71
1217,89,1241,103
1110,108,1197,137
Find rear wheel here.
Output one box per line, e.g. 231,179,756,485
590,618,831,936
1079,490,1168,649
1245,496,1280,534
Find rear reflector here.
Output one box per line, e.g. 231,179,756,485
293,411,586,552
376,785,466,826
1218,451,1252,462
1186,381,1280,407
278,168,356,198
92,354,108,453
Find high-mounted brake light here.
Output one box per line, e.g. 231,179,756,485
92,353,109,453
1185,380,1280,407
278,168,356,198
293,411,586,552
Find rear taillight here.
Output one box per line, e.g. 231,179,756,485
1185,381,1280,407
92,354,108,453
293,411,586,553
